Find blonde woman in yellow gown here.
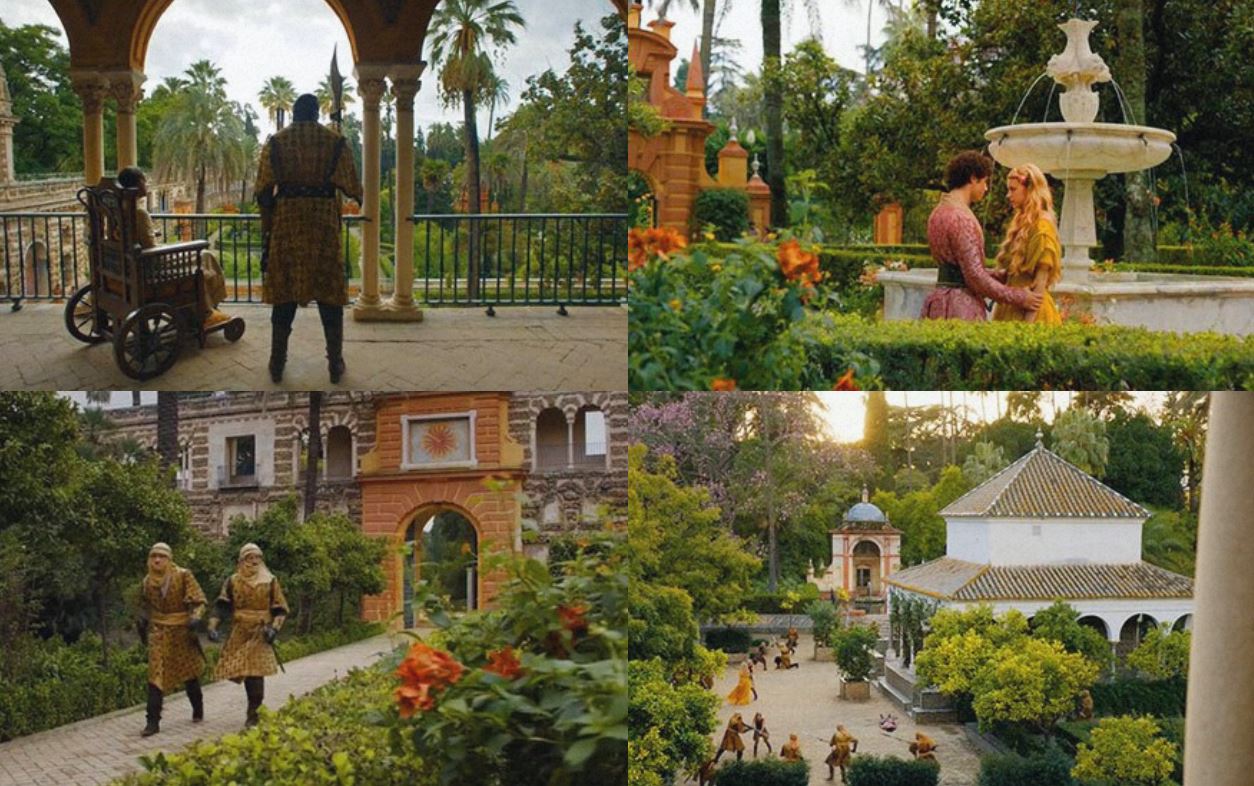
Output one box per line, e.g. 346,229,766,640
991,163,1062,324
727,662,756,705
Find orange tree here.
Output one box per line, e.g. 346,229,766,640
387,537,626,786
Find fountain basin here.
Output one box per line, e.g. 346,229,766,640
986,122,1175,175
878,268,1254,336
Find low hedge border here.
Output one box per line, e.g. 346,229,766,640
807,315,1254,390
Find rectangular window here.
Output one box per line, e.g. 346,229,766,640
227,435,256,485
583,410,607,457
856,567,871,588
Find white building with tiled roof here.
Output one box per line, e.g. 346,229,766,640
884,435,1193,653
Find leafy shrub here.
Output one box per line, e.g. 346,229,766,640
831,622,880,682
1089,677,1187,718
847,754,940,786
1112,262,1254,277
717,757,809,786
978,747,1075,786
807,600,838,646
694,188,751,241
704,627,754,653
118,666,433,786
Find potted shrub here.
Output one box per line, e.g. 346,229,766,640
831,623,879,701
807,599,838,662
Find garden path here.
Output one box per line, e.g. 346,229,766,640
689,633,984,786
0,633,398,786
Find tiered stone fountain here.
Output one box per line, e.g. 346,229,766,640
878,18,1254,336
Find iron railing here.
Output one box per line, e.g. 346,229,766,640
0,210,627,309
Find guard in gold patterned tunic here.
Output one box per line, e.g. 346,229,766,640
207,543,290,728
253,93,363,384
137,543,208,737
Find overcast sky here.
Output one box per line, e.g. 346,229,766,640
645,0,889,81
3,0,609,138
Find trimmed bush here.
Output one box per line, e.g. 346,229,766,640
978,747,1075,786
716,758,809,786
694,188,750,241
847,755,940,786
1089,677,1187,718
1112,262,1254,277
806,315,1254,390
704,627,754,653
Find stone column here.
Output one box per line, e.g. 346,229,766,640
106,71,145,170
352,69,388,318
70,73,107,185
1184,392,1254,786
384,65,423,321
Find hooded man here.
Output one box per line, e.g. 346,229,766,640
208,542,290,727
253,92,363,384
137,542,207,736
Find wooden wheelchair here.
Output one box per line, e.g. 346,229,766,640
63,179,245,380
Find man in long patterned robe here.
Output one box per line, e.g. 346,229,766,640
137,542,207,736
254,93,363,384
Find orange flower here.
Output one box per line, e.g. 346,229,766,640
832,369,860,391
628,227,688,272
710,378,737,391
484,646,524,680
394,642,465,717
776,239,824,287
557,603,589,634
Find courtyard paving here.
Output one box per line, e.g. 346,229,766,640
692,634,984,786
0,302,626,390
0,633,398,786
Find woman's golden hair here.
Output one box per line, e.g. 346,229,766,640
995,163,1058,284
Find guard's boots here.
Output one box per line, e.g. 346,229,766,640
186,678,204,723
269,321,292,383
244,677,264,728
141,683,163,737
319,304,346,384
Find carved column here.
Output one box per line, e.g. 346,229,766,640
1184,392,1254,786
385,66,423,320
107,71,145,170
352,71,387,316
70,74,107,185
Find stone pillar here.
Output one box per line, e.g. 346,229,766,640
384,65,423,321
1184,392,1254,786
352,69,388,317
566,414,574,470
70,73,107,185
0,62,18,184
106,71,145,170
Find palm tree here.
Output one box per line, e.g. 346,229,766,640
316,76,356,120
482,146,511,206
153,60,250,215
481,71,509,141
304,392,322,520
428,0,524,300
258,75,297,130
420,158,451,213
760,0,822,226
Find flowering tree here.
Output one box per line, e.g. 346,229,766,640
389,538,626,786
1071,715,1178,786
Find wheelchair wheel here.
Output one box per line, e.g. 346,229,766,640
114,303,181,380
223,317,246,342
64,284,110,344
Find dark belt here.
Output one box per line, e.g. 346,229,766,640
276,184,336,199
936,263,967,289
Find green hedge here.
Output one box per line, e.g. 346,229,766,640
694,189,750,241
704,627,755,653
847,755,940,786
716,758,809,786
116,665,433,786
978,748,1075,786
807,315,1254,390
1089,676,1187,718
0,622,382,743
1112,262,1254,277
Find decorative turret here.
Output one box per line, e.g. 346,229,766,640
716,122,748,188
685,41,705,98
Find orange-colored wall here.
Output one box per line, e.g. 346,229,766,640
358,393,525,625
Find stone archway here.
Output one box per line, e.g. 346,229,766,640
852,540,881,597
1077,615,1110,640
1172,613,1193,632
400,503,482,627
1118,613,1159,658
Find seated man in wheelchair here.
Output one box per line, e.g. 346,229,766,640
116,167,234,328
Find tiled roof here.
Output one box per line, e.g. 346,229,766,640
885,557,1193,601
941,445,1149,519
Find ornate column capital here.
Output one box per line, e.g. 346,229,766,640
390,78,420,111
106,72,145,114
70,76,108,114
358,78,388,111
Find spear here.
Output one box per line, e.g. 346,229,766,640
329,44,344,133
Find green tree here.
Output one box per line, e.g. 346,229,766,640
970,637,1099,733
1071,715,1178,786
831,622,881,682
961,441,1009,486
627,445,760,622
258,75,297,130
1029,600,1114,672
1051,407,1110,478
1104,411,1185,508
872,465,969,567
303,511,387,626
315,75,356,119
628,658,719,786
418,157,451,213
1141,508,1196,576
1162,392,1208,514
427,0,524,299
1125,624,1191,680
776,39,858,182
0,23,82,173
